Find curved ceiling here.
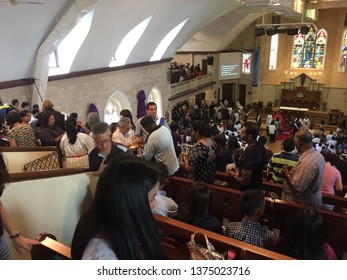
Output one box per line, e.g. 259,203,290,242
0,0,345,83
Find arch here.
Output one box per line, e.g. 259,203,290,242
103,91,132,124
147,87,163,117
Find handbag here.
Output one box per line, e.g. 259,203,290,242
187,231,225,260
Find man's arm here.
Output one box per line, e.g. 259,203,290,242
143,137,154,161
231,168,252,185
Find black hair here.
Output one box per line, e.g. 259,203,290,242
169,122,178,132
282,138,295,152
40,111,55,129
275,207,326,259
21,101,29,108
146,102,157,110
140,116,156,131
69,112,78,120
0,153,9,197
71,155,166,260
192,120,211,138
65,117,78,145
188,182,212,225
243,121,259,140
241,190,264,216
19,110,31,118
11,99,19,106
6,110,21,125
258,135,267,146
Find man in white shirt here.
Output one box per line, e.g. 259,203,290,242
134,102,170,145
112,117,134,148
141,116,179,176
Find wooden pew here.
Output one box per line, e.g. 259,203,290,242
166,176,244,223
268,198,347,259
215,171,347,214
166,176,347,259
154,214,294,260
31,235,71,260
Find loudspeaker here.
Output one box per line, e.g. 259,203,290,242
266,27,277,36
255,27,265,36
276,28,287,34
207,56,214,65
300,26,310,35
287,27,299,36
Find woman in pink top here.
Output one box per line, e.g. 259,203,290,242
321,151,343,195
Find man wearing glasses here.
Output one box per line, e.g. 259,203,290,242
89,122,129,176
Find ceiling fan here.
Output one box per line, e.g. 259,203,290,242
0,0,45,5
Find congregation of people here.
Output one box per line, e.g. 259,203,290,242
1,95,347,260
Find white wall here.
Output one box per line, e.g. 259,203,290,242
2,172,97,260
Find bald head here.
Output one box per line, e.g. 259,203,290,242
294,130,313,152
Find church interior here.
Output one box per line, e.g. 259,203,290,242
0,0,347,260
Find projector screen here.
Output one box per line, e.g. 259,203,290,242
219,52,242,80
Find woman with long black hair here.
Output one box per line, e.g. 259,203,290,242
60,117,95,168
71,154,166,259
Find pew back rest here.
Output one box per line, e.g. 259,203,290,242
215,171,347,214
154,214,294,260
166,176,244,223
31,234,71,260
269,199,347,259
1,146,58,173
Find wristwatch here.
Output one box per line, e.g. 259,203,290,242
9,230,20,239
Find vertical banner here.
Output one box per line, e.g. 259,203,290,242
252,47,260,87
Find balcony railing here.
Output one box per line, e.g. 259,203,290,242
170,73,213,96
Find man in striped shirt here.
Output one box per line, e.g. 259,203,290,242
267,138,298,183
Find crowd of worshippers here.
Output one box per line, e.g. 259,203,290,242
0,96,346,260
170,62,205,84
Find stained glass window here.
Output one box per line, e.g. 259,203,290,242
242,53,251,74
269,34,278,70
338,30,347,72
291,26,327,70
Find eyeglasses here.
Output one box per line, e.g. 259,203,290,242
96,140,111,146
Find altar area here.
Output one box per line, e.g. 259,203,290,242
270,73,344,131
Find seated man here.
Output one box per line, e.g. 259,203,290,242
88,122,129,176
152,162,178,217
225,190,277,249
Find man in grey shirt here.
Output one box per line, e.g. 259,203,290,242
140,116,178,176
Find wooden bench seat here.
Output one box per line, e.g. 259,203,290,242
166,176,347,259
154,214,294,260
31,236,71,260
214,171,347,214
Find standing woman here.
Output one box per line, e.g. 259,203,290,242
38,111,65,147
6,111,36,147
60,117,95,168
0,154,39,259
184,120,217,184
71,155,166,259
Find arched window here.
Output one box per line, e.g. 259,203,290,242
109,16,152,67
49,10,94,76
147,87,163,117
291,25,327,70
103,91,131,124
338,29,347,72
269,34,278,70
